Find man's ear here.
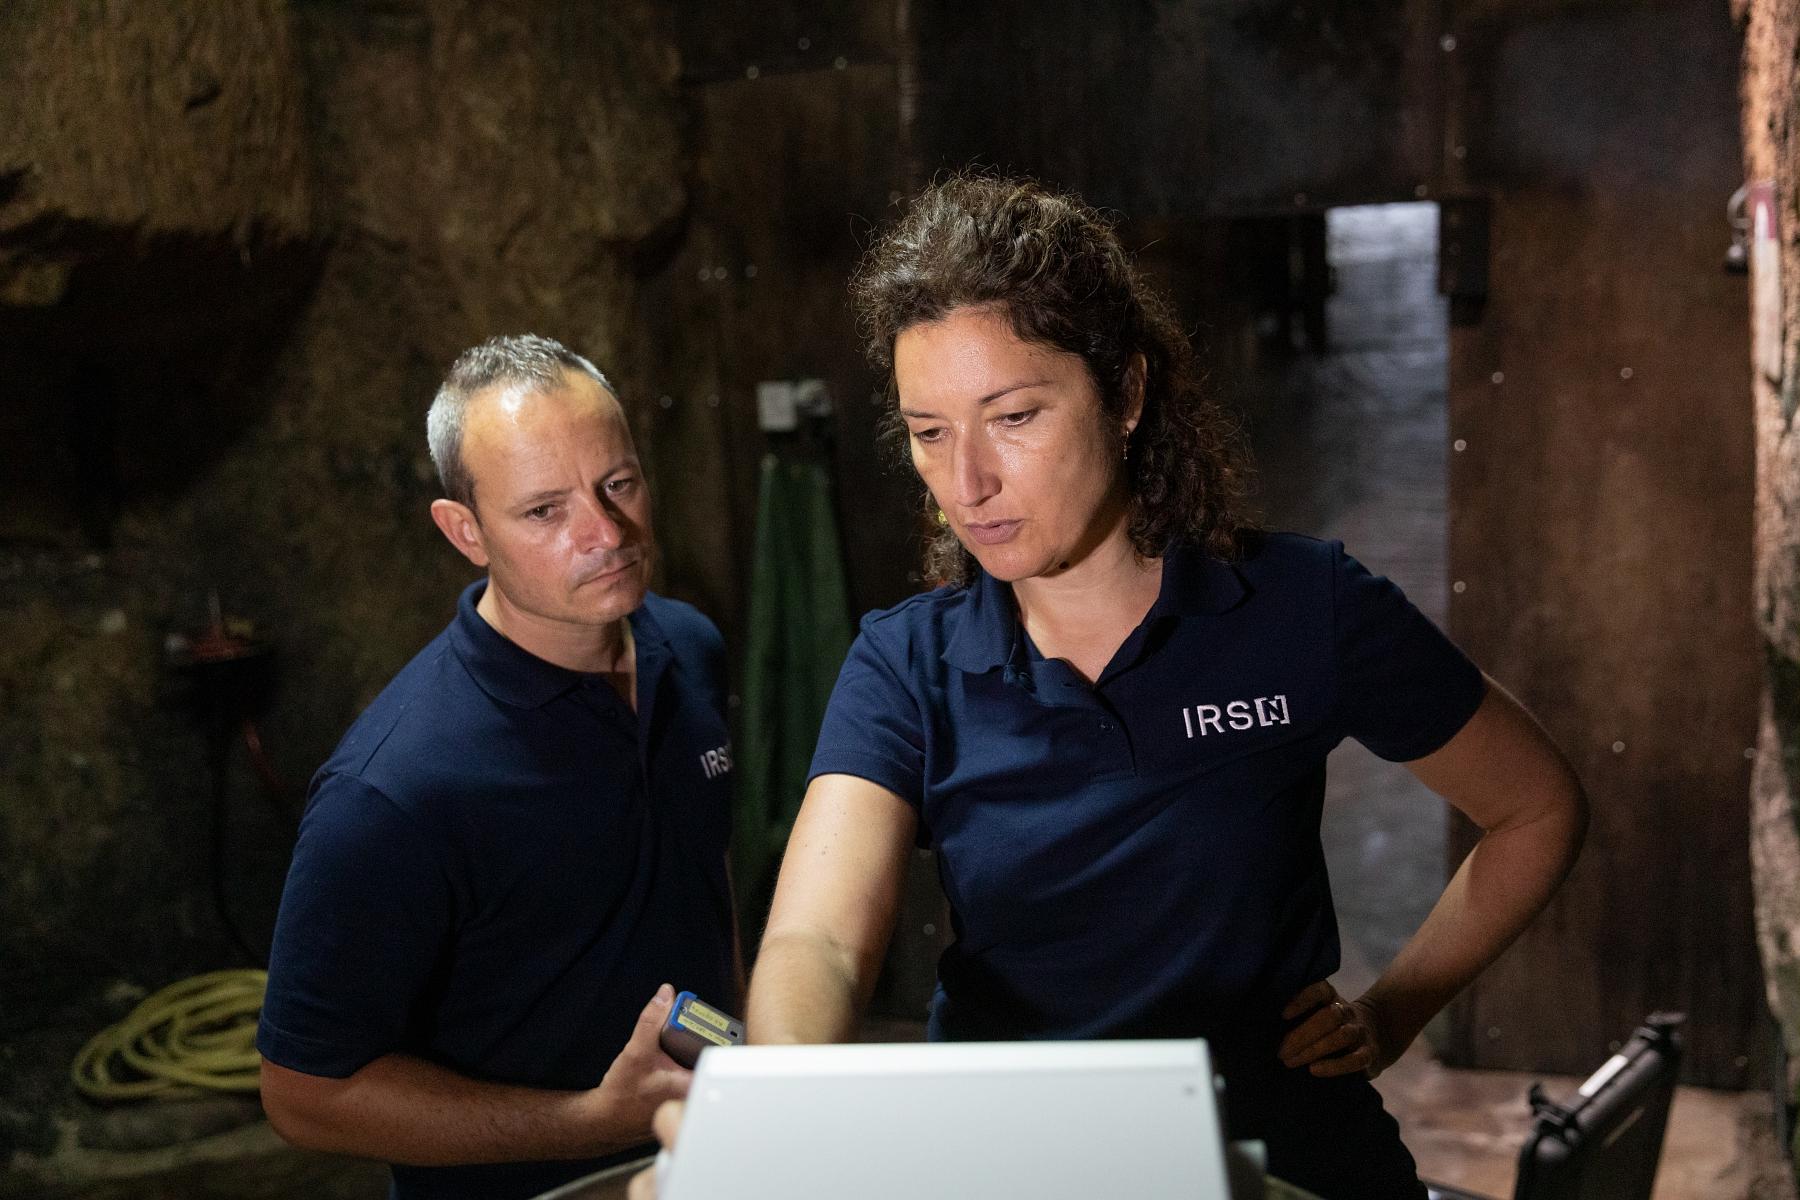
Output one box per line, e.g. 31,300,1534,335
430,498,490,567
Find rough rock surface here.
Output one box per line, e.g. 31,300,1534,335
1742,0,1800,1171
0,1,685,1193
0,1,313,304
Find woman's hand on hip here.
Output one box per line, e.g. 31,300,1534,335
1277,979,1392,1079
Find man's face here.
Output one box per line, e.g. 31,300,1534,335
445,371,654,632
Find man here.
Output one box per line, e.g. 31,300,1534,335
258,334,739,1200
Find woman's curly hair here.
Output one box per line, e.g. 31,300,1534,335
850,172,1254,587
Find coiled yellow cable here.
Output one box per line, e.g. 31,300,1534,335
71,969,267,1100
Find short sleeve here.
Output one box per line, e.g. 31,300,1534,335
256,774,452,1077
650,598,730,722
806,626,926,805
1330,542,1487,762
690,613,730,721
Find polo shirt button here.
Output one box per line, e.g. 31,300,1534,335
1098,719,1112,731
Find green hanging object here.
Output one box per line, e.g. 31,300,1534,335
734,454,854,937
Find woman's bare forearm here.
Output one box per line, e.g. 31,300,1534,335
1357,679,1588,1062
745,928,870,1044
744,774,916,1045
1359,792,1585,1056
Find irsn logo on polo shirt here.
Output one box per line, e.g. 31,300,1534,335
699,742,733,780
1183,695,1291,738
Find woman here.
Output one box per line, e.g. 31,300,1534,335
745,174,1586,1198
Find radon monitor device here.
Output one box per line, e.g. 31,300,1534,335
660,1039,1234,1200
659,991,744,1068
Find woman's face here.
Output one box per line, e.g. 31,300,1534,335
894,306,1138,584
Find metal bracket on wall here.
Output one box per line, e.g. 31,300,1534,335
756,378,832,432
1438,195,1492,326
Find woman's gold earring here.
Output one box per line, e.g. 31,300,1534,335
935,508,949,526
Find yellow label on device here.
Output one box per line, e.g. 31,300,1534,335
686,999,732,1030
676,1010,732,1045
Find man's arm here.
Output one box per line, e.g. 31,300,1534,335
260,985,689,1165
745,774,916,1044
1282,678,1588,1075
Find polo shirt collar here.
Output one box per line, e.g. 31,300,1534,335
449,580,670,709
939,541,1249,675
1146,539,1250,620
940,569,1019,674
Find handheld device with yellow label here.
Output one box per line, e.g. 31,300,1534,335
660,991,744,1068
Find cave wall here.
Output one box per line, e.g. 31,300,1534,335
0,0,323,1058
1739,0,1800,1138
0,0,697,1174
1438,0,1761,1090
909,0,1446,216
648,0,912,642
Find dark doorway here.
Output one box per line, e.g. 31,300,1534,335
1239,201,1452,998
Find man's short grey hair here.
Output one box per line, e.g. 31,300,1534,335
426,333,615,511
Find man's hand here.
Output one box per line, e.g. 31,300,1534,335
1277,979,1392,1079
588,985,693,1145
627,1100,686,1200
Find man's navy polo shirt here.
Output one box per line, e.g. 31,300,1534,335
259,581,736,1200
808,532,1485,1049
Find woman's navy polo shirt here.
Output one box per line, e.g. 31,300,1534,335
808,532,1485,1047
258,582,736,1200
